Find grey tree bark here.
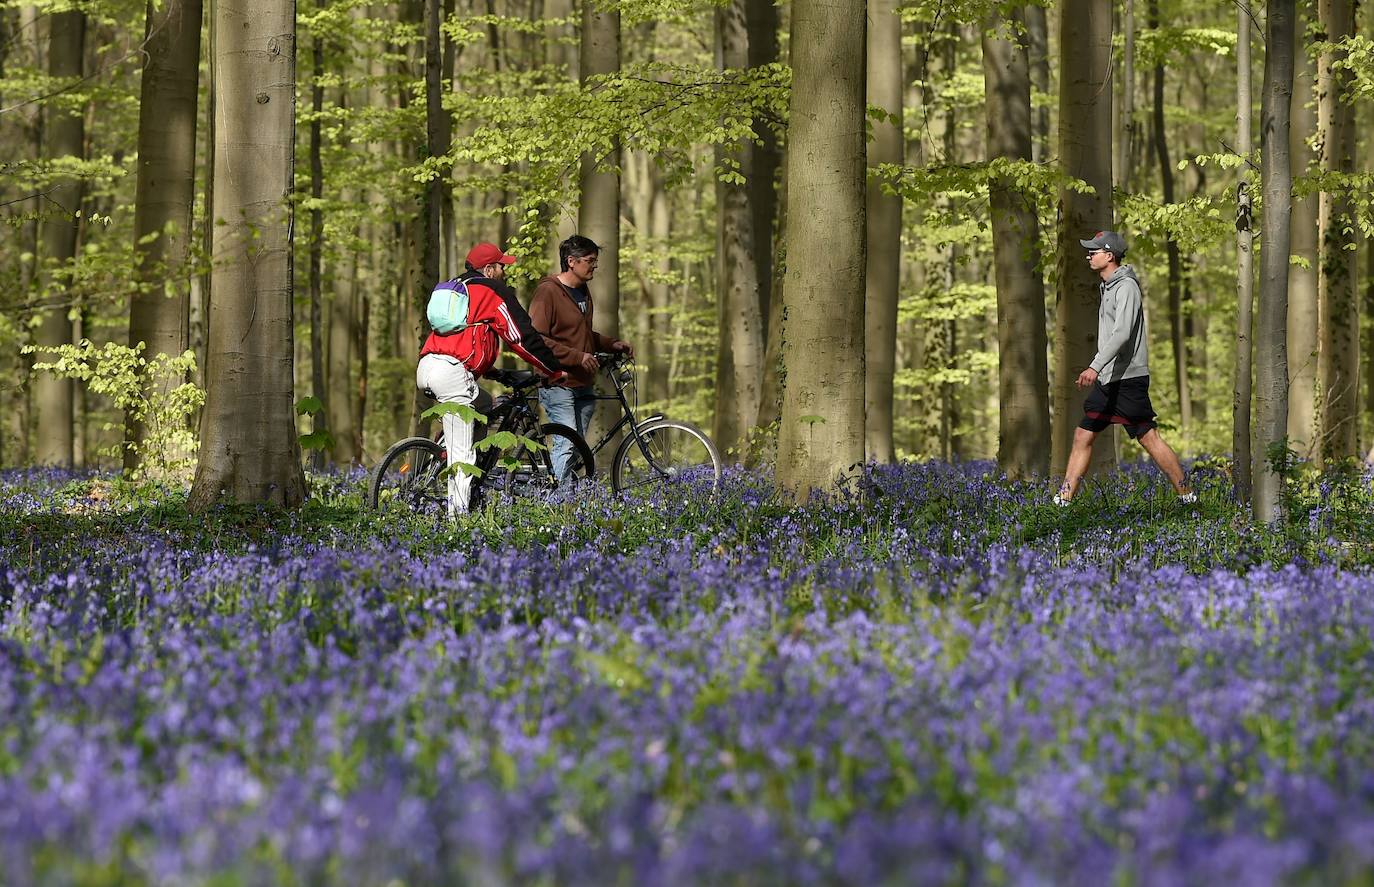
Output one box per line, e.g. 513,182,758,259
1052,0,1114,476
308,35,328,471
864,0,902,463
1234,1,1255,503
188,0,306,509
1115,0,1136,192
776,0,866,499
1025,3,1051,165
983,10,1050,479
33,9,85,466
579,0,620,338
1254,0,1294,523
125,0,201,473
1287,0,1320,455
712,0,764,460
1316,0,1359,463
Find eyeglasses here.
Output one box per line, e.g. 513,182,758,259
571,256,599,268
1086,249,1108,257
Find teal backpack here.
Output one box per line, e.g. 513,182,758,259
426,279,471,334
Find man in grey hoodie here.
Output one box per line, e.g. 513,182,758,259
1055,231,1195,505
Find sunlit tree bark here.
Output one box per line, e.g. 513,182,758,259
189,0,306,509
1287,0,1320,455
776,0,865,499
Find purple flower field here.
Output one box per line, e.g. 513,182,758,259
3,463,1374,885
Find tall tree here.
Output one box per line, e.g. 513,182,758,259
307,35,328,471
1316,0,1359,462
126,0,202,473
712,0,764,459
1115,0,1136,192
188,0,306,509
1149,0,1190,432
1052,0,1114,476
776,0,866,499
864,0,903,462
1254,0,1294,522
1234,0,1255,503
1287,0,1320,455
33,8,85,466
579,0,620,339
1024,3,1051,164
983,9,1050,478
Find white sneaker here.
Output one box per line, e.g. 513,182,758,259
1052,493,1070,507
1178,491,1197,505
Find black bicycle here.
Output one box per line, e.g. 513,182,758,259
367,368,594,514
587,351,722,496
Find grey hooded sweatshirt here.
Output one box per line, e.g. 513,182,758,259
1089,264,1149,384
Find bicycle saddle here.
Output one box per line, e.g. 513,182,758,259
485,368,540,390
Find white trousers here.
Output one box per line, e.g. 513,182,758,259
416,354,479,517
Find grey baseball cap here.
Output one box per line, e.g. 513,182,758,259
1080,230,1127,257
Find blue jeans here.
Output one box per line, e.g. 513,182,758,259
538,385,597,480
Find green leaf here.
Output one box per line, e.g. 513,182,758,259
421,402,489,424
799,415,826,426
298,430,335,451
295,395,324,416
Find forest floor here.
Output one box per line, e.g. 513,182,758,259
3,460,1374,884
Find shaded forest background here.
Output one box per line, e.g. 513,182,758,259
1,0,1371,488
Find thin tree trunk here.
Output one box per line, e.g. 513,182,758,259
329,250,361,464
188,0,306,509
776,0,865,500
1149,0,1190,433
308,35,327,471
746,0,779,336
1052,0,1114,476
413,0,450,434
1316,0,1359,463
1287,0,1320,456
1234,1,1255,503
984,10,1050,478
1116,0,1135,192
712,0,763,460
1254,0,1294,522
126,0,201,474
864,0,902,463
33,9,85,467
1025,2,1050,165
579,0,620,339
753,160,788,445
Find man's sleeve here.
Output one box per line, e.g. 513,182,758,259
491,284,565,377
1089,281,1142,374
528,284,585,368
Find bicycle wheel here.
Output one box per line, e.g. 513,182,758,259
368,437,446,513
611,419,721,496
478,422,594,502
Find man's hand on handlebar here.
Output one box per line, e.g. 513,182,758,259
609,339,634,358
578,352,600,373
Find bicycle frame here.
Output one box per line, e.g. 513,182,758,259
584,359,662,459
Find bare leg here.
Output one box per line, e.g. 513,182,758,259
1058,426,1099,501
1136,428,1190,495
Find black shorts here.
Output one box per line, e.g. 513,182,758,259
1080,376,1157,439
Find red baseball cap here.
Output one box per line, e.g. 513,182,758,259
466,242,517,268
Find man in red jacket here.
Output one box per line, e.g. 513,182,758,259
527,234,633,480
417,242,565,517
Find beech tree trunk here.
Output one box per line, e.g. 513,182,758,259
1052,0,1114,476
1116,0,1136,192
188,0,306,509
1025,3,1051,165
1287,0,1320,455
1316,0,1359,463
308,35,327,471
775,0,866,499
984,10,1050,478
712,0,763,460
579,0,620,339
1254,0,1294,523
1234,1,1255,503
864,0,902,463
33,9,85,467
125,0,201,473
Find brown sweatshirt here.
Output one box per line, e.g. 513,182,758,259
527,275,615,387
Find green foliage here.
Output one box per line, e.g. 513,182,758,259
28,341,203,481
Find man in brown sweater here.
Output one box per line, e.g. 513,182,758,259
528,234,634,480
